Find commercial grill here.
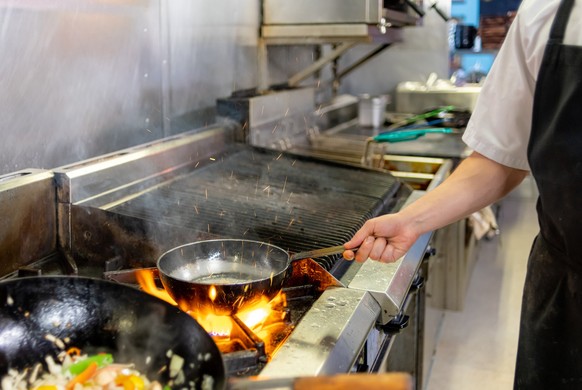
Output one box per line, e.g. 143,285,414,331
0,123,432,387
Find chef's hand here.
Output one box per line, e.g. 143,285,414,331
343,213,419,263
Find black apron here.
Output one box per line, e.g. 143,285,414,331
517,0,582,387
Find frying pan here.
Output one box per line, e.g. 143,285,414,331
0,276,225,389
157,239,349,315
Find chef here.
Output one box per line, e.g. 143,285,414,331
343,0,582,388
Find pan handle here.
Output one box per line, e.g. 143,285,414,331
229,372,412,390
290,245,358,262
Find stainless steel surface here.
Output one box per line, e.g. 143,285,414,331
54,126,233,206
259,287,382,378
263,0,422,28
305,116,470,161
263,0,383,25
0,0,281,175
0,169,56,276
217,88,316,148
395,83,482,113
0,0,164,173
350,231,431,324
261,25,404,44
53,126,234,268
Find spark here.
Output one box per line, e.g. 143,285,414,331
282,177,288,195
272,124,278,134
276,153,282,160
195,162,200,168
194,205,199,214
284,108,289,117
288,218,295,227
146,128,152,133
292,160,297,166
287,192,294,204
210,157,216,161
263,185,271,192
243,228,250,236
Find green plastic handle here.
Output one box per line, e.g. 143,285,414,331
400,106,455,125
373,128,454,143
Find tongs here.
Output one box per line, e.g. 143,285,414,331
386,105,456,131
372,127,456,143
363,127,458,166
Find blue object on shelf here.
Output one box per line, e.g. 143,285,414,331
373,128,455,143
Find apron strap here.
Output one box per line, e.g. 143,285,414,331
549,0,575,44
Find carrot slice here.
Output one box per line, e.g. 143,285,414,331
66,361,98,390
66,347,81,357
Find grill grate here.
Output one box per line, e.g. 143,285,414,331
111,146,402,271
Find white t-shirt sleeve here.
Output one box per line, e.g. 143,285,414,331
462,0,561,171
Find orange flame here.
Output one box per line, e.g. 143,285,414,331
208,285,217,302
136,269,289,354
135,270,177,305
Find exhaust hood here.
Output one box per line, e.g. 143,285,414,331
262,0,423,44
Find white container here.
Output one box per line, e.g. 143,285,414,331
395,82,481,113
358,94,389,128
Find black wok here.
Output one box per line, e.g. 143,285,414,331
0,276,225,389
157,239,349,316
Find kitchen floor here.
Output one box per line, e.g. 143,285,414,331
425,182,539,390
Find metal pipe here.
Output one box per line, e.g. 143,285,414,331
288,42,356,87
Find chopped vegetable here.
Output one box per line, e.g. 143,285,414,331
67,353,113,375
65,347,81,357
65,361,97,390
2,348,172,390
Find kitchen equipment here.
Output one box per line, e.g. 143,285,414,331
0,276,225,388
362,128,457,167
2,123,433,386
358,94,389,128
396,82,482,113
157,240,352,315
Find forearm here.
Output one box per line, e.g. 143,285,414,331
399,151,528,236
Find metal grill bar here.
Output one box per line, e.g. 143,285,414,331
110,146,401,270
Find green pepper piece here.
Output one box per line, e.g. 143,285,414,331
67,353,114,375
